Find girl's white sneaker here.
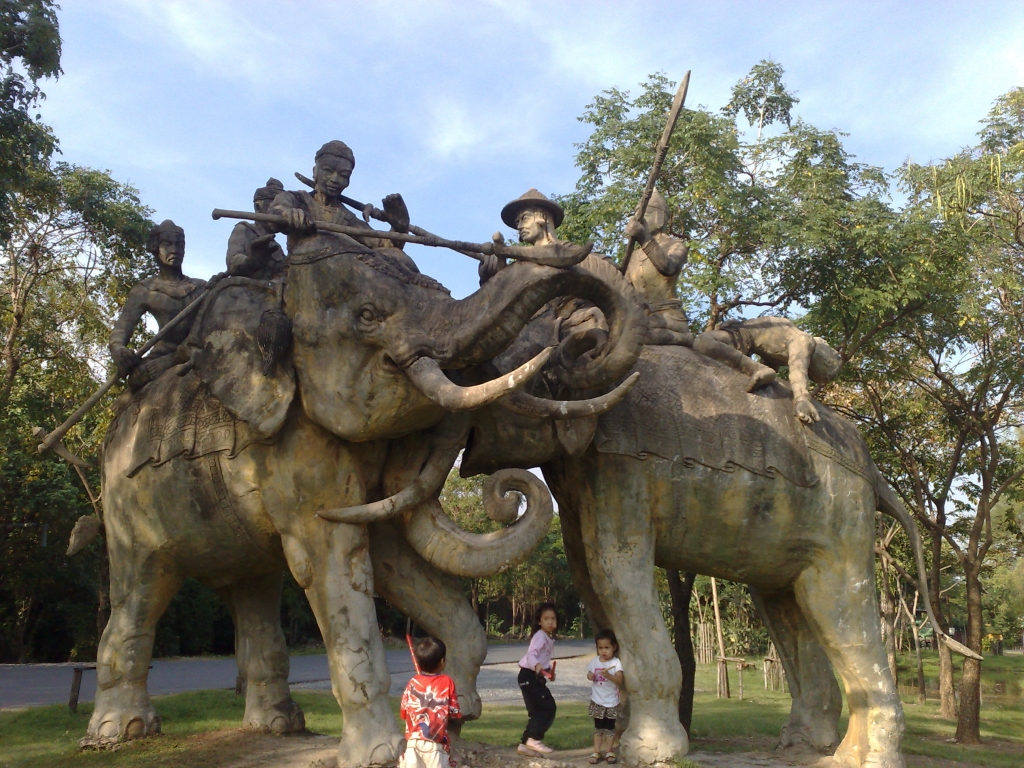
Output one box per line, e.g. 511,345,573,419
526,739,553,754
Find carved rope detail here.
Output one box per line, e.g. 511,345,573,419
804,433,873,483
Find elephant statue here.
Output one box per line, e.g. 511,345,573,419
456,292,977,768
90,233,645,768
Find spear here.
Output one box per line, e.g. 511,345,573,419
620,71,691,275
293,172,448,244
211,209,592,268
35,288,210,458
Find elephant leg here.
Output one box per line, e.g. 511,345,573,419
87,545,182,742
283,522,403,768
578,454,688,765
370,519,487,722
751,587,841,752
795,547,905,768
545,460,611,632
218,571,305,734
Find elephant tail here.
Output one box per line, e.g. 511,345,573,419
874,470,982,660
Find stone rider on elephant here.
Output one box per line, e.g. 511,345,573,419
269,139,418,268
108,219,206,393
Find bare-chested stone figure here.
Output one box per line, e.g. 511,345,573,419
694,317,842,424
270,140,411,258
226,178,286,278
623,188,692,346
109,220,206,392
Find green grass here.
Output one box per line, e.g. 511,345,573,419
2,655,1022,767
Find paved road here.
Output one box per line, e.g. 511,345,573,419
0,639,593,710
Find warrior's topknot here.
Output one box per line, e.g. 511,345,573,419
146,219,185,255
254,177,284,202
315,140,355,166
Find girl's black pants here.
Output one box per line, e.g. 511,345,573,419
518,667,556,742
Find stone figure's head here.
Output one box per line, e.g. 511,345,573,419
253,177,284,215
313,140,355,199
147,220,185,270
501,189,564,246
644,187,669,233
809,337,842,384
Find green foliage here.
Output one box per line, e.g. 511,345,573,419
436,463,582,637
0,157,153,661
0,1,61,243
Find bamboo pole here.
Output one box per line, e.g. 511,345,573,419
711,577,730,698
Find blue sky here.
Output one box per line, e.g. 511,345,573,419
41,0,1024,299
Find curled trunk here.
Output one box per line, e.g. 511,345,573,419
392,257,644,395
401,469,554,578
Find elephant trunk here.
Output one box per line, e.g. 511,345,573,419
390,257,645,393
401,469,554,578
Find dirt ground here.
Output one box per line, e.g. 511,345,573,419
151,731,979,768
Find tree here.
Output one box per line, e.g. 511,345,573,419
0,1,61,242
0,161,151,662
893,95,1024,742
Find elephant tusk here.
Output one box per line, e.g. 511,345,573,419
404,347,554,411
317,422,468,524
498,372,639,420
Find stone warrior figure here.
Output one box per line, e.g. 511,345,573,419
109,220,206,392
479,189,605,336
694,317,843,424
623,187,693,346
270,139,411,256
225,177,286,278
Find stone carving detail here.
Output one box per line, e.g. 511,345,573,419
88,153,646,768
108,220,205,392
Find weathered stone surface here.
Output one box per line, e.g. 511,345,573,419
90,148,645,767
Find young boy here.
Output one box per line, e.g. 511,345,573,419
693,317,843,425
400,637,462,768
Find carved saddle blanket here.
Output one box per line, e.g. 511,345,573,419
113,368,272,478
594,345,873,488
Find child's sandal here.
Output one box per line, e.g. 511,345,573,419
588,753,602,764
605,753,618,764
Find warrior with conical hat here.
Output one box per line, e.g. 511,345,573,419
623,187,692,346
109,219,206,392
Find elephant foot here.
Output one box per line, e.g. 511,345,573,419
333,733,401,768
243,689,306,734
619,709,688,765
779,720,839,754
457,687,482,722
335,715,403,768
83,684,161,746
832,744,906,768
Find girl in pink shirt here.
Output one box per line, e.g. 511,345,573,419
517,602,559,756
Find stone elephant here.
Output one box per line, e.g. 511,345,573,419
91,234,645,768
458,312,977,768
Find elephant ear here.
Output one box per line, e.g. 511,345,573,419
188,277,295,437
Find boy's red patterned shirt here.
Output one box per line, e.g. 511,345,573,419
400,672,461,751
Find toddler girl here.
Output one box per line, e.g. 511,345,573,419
586,629,624,764
517,602,559,756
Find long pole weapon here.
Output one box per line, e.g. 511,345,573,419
35,289,210,459
293,172,456,248
620,71,691,275
210,210,590,267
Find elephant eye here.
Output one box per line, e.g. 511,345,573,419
357,305,382,327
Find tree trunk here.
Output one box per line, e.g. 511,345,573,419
955,560,983,744
97,537,111,644
667,570,696,735
928,524,957,718
879,559,898,686
15,595,34,663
